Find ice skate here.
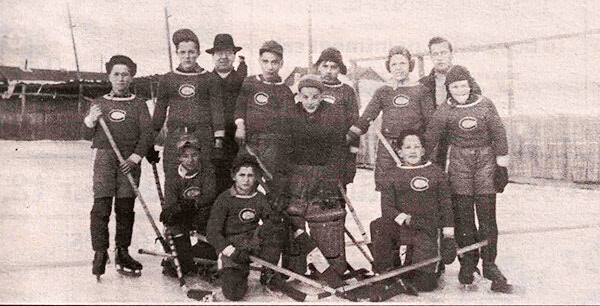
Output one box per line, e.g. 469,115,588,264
483,264,514,294
92,250,109,281
458,265,480,291
115,247,142,277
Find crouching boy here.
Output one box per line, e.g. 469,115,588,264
206,156,286,301
370,131,454,291
159,133,218,278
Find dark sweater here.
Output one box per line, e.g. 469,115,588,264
234,75,295,135
380,161,453,236
206,188,272,253
424,95,508,156
352,84,434,138
82,94,153,158
153,65,224,137
211,67,246,136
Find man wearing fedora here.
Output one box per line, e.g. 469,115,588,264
206,34,248,194
314,47,359,188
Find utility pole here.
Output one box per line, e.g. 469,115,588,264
307,2,313,71
164,4,173,72
67,3,83,114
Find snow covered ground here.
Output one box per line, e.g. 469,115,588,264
1,140,599,304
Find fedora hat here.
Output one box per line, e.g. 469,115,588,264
206,33,242,54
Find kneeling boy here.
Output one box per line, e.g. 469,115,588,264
370,130,454,291
206,156,286,301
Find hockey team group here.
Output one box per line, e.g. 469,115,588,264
83,27,513,302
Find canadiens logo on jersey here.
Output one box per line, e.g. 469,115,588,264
393,95,410,107
410,176,430,191
238,208,256,222
322,95,336,104
178,84,196,98
108,109,126,122
183,186,202,199
254,92,269,105
459,117,478,130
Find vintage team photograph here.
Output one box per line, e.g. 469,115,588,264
1,0,599,304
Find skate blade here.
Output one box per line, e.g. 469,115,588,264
115,265,142,277
491,284,519,294
95,275,101,282
460,284,478,292
187,289,216,302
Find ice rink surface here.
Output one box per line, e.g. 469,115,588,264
1,140,599,304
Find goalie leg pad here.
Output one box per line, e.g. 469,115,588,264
220,267,249,301
369,217,402,273
286,199,308,229
305,205,346,258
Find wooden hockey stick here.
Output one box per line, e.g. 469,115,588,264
337,240,488,294
151,162,165,204
344,228,374,263
338,183,370,244
245,144,274,181
371,122,402,167
98,117,170,252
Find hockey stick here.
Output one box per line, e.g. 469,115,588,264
151,162,165,204
249,255,337,295
338,183,370,244
344,227,374,263
371,122,402,167
245,144,274,181
337,239,488,294
97,117,170,252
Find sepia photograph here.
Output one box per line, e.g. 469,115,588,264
1,0,599,304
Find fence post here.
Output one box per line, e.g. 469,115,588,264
19,84,27,139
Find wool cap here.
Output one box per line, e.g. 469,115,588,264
259,40,283,57
444,65,474,87
314,47,347,75
105,55,137,76
297,74,325,93
172,28,199,49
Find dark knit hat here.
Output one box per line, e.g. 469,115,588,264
172,28,199,49
206,33,242,54
385,45,415,72
297,74,325,93
444,65,474,87
314,47,347,75
105,55,137,76
259,40,283,57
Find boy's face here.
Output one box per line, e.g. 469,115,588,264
448,80,470,104
429,42,453,73
179,147,200,172
260,52,283,79
108,64,132,95
176,41,200,70
397,135,425,166
317,61,340,82
388,54,410,82
298,87,322,113
233,166,257,195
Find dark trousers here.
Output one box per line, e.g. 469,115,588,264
453,194,498,268
90,197,135,251
369,217,438,273
213,129,239,195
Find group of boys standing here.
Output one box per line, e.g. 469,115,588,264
84,27,512,302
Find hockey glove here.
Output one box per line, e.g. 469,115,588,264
230,248,251,264
160,204,182,226
146,146,160,164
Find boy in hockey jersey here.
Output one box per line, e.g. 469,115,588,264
347,46,435,191
83,55,153,280
234,40,295,196
424,65,513,293
314,47,359,187
370,131,454,292
152,28,225,183
159,133,218,278
206,156,286,301
283,75,349,287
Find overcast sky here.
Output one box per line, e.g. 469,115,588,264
1,0,599,77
